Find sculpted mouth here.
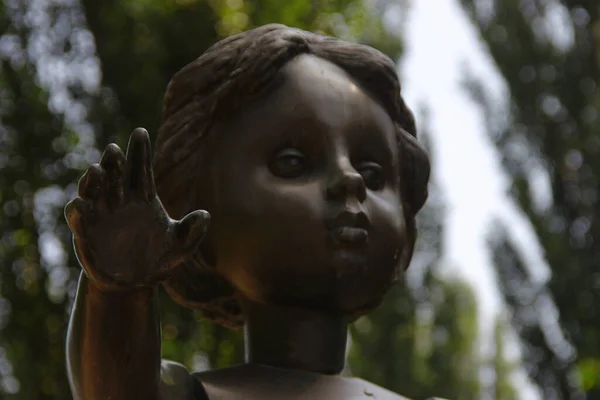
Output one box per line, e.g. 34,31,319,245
330,226,368,245
325,210,370,246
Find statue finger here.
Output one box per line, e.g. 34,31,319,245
100,143,127,209
125,128,156,201
77,163,106,205
64,197,92,238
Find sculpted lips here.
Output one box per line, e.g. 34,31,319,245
330,226,368,244
325,210,370,246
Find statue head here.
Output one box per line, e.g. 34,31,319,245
153,24,430,328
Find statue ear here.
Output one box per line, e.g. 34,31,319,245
397,224,416,275
394,126,430,276
399,129,430,216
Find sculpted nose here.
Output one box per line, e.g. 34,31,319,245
326,160,367,203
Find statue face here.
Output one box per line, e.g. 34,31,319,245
204,54,407,314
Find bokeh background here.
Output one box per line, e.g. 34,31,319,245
0,0,598,399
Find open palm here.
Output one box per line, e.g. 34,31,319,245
64,128,210,291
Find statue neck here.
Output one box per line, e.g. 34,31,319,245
241,299,349,375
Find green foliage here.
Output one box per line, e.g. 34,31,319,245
0,35,77,400
578,358,600,393
492,320,519,400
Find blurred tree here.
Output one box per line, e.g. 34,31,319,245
460,0,599,398
491,318,520,400
0,0,100,398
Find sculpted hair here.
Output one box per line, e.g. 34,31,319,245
153,24,430,328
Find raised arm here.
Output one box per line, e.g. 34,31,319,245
64,129,209,400
67,273,161,399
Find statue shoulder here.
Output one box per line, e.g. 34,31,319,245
188,364,450,400
350,377,412,399
192,364,418,400
160,360,210,400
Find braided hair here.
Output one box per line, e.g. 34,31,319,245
153,24,430,328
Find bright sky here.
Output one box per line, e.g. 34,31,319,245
397,1,573,398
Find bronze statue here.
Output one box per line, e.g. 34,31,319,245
64,24,432,399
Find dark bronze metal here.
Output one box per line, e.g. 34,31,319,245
65,24,432,400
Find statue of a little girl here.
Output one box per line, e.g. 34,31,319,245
64,24,432,400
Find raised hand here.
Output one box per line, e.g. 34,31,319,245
64,128,209,291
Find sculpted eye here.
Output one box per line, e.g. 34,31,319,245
269,148,308,179
357,162,385,191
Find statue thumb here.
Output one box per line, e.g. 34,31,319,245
174,210,211,254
